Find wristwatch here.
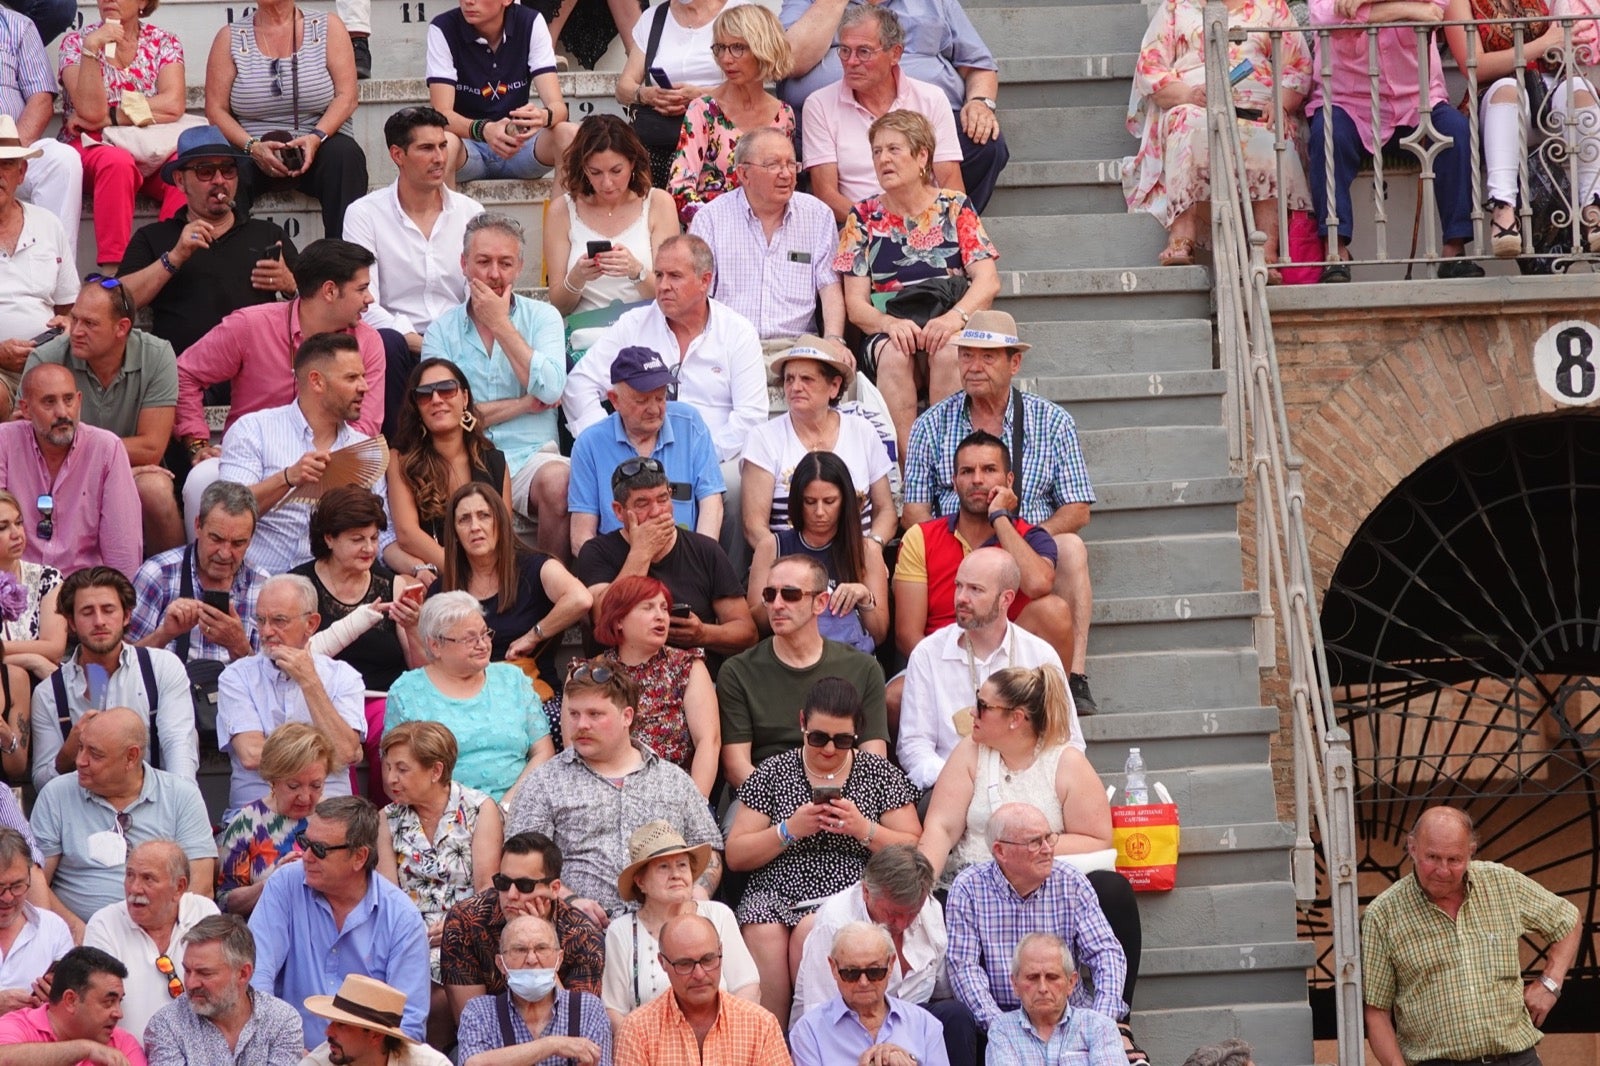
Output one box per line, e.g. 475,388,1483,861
632,264,649,283
411,563,438,577
1539,975,1562,995
989,509,1020,525
969,96,998,110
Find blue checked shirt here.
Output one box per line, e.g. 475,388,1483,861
946,861,1127,1029
689,187,841,341
987,1003,1128,1066
129,544,267,663
0,7,55,118
904,390,1095,527
456,989,613,1065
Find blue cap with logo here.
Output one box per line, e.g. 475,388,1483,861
610,346,675,392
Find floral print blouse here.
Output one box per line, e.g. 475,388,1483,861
58,21,184,133
215,799,307,912
2,561,60,643
666,94,796,226
833,189,1000,294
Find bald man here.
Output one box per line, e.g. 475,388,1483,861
456,914,612,1064
29,707,216,936
1363,807,1580,1066
84,839,220,1039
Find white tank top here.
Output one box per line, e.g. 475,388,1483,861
566,194,653,312
948,743,1068,876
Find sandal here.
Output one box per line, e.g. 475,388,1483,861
1119,1022,1153,1066
1158,236,1196,266
1320,262,1351,283
1488,200,1521,258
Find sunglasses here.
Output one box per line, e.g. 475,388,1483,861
34,494,52,543
185,161,238,181
155,954,183,998
611,456,665,487
269,56,284,96
565,660,615,684
85,272,134,321
492,872,557,893
761,585,818,604
974,697,1017,718
295,831,356,859
804,730,858,750
836,965,890,983
413,379,463,400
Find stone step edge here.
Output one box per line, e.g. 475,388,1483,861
1091,590,1259,626
997,265,1212,296
1026,368,1226,402
1082,705,1278,741
1138,940,1317,976
1091,476,1245,513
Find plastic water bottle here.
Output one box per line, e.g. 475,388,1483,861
1124,747,1149,805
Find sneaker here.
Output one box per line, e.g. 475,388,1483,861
1437,257,1485,279
351,35,372,80
1069,672,1099,717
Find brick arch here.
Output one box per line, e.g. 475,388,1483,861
1286,309,1590,598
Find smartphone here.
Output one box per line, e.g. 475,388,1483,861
400,583,426,606
30,326,63,346
1228,59,1255,86
586,239,613,259
649,67,673,90
669,602,693,618
277,145,305,171
201,590,231,614
263,243,282,262
811,785,844,805
506,121,528,136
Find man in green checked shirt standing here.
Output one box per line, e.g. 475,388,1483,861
1362,807,1580,1066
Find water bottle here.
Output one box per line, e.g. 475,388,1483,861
1124,747,1149,805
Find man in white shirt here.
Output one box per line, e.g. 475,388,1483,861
31,567,198,791
215,574,366,820
0,827,73,1013
342,106,484,436
0,116,76,421
83,838,220,1040
898,547,1082,792
562,234,767,567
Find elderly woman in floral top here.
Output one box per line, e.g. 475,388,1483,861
666,5,795,226
836,108,1000,463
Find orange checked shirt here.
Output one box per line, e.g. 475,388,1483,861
616,990,792,1066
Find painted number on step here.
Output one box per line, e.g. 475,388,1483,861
1202,711,1219,734
1174,597,1192,619
1171,480,1189,503
225,7,255,23
1119,271,1138,292
401,2,427,21
1533,320,1600,405
1148,374,1164,395
1239,946,1256,968
259,216,302,239
1219,826,1237,848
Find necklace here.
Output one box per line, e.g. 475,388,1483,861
802,747,850,781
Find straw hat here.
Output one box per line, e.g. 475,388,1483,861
956,309,1032,353
0,116,42,162
303,975,414,1044
616,820,712,904
769,335,856,389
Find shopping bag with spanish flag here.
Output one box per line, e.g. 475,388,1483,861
1112,793,1180,892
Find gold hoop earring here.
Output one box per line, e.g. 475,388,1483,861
461,410,478,433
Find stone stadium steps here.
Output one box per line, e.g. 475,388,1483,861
974,0,1316,1051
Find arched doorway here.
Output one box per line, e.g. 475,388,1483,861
1304,412,1600,1034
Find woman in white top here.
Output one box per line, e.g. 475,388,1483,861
543,115,677,348
0,489,64,785
601,820,760,1030
741,341,897,550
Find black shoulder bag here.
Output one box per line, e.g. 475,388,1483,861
627,4,688,156
172,544,226,744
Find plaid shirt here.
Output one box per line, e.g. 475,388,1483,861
986,1004,1127,1066
689,187,841,340
946,861,1127,1028
0,7,54,118
904,389,1095,526
439,889,605,997
617,989,793,1066
129,544,267,663
1363,861,1578,1063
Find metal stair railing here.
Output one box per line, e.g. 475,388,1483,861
1201,6,1363,1065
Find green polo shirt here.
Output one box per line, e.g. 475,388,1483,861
26,330,179,437
1362,860,1578,1064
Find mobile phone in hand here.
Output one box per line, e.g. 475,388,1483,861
811,786,844,804
669,602,693,618
263,243,282,262
201,590,231,613
29,327,63,346
400,584,426,606
586,239,613,258
1228,59,1255,86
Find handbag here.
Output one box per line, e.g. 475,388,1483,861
626,3,687,152
1111,802,1180,891
97,108,208,179
171,544,226,743
881,275,971,326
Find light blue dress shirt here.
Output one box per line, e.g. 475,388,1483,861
790,994,951,1066
567,401,725,533
247,862,431,1046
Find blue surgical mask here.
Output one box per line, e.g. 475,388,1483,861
505,967,559,1001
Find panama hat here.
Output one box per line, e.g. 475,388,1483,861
616,820,712,904
956,309,1032,353
769,334,856,389
303,974,414,1044
0,116,42,162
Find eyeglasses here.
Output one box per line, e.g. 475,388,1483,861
269,57,284,97
413,379,463,401
34,494,53,543
438,629,494,648
741,159,801,175
492,872,558,893
803,730,858,750
0,877,29,900
114,811,131,838
85,273,134,321
258,611,312,630
155,954,183,998
997,832,1060,855
761,585,820,604
661,952,722,975
974,697,1017,718
185,161,238,181
710,41,749,58
501,943,562,963
565,661,615,684
836,44,888,62
295,831,356,859
611,456,666,488
836,965,890,983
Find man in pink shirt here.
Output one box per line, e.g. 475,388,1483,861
0,945,148,1065
0,363,142,577
1306,0,1481,279
801,5,967,222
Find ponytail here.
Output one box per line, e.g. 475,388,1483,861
987,664,1072,748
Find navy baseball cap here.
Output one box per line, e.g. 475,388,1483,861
610,346,675,392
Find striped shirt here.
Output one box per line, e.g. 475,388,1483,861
689,187,841,340
0,7,54,116
904,389,1096,526
617,989,793,1066
1362,861,1578,1063
226,10,351,138
129,544,267,663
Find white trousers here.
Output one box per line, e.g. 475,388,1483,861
18,139,83,247
1482,73,1600,206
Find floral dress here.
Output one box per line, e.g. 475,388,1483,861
1,561,60,643
666,94,796,225
215,799,307,913
384,782,489,980
57,21,184,136
603,645,701,771
832,189,1000,294
1122,0,1312,226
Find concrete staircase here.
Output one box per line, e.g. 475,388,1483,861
972,0,1318,1060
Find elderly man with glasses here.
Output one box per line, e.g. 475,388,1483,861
988,932,1127,1065
791,921,948,1066
456,914,611,1065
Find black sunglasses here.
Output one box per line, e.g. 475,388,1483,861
85,273,134,320
184,161,238,181
804,730,859,750
566,660,615,684
611,456,666,487
493,872,557,893
761,585,817,604
414,379,463,400
836,965,890,982
295,831,356,859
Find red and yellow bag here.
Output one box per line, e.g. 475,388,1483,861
1111,803,1180,892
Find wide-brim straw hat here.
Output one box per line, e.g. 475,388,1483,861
304,974,414,1044
616,820,712,904
0,116,42,162
769,335,856,389
957,309,1032,353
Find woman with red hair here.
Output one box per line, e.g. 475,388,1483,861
594,575,720,798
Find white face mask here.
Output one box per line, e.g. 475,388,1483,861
504,967,558,1001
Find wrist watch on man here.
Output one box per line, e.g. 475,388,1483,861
1539,975,1562,995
